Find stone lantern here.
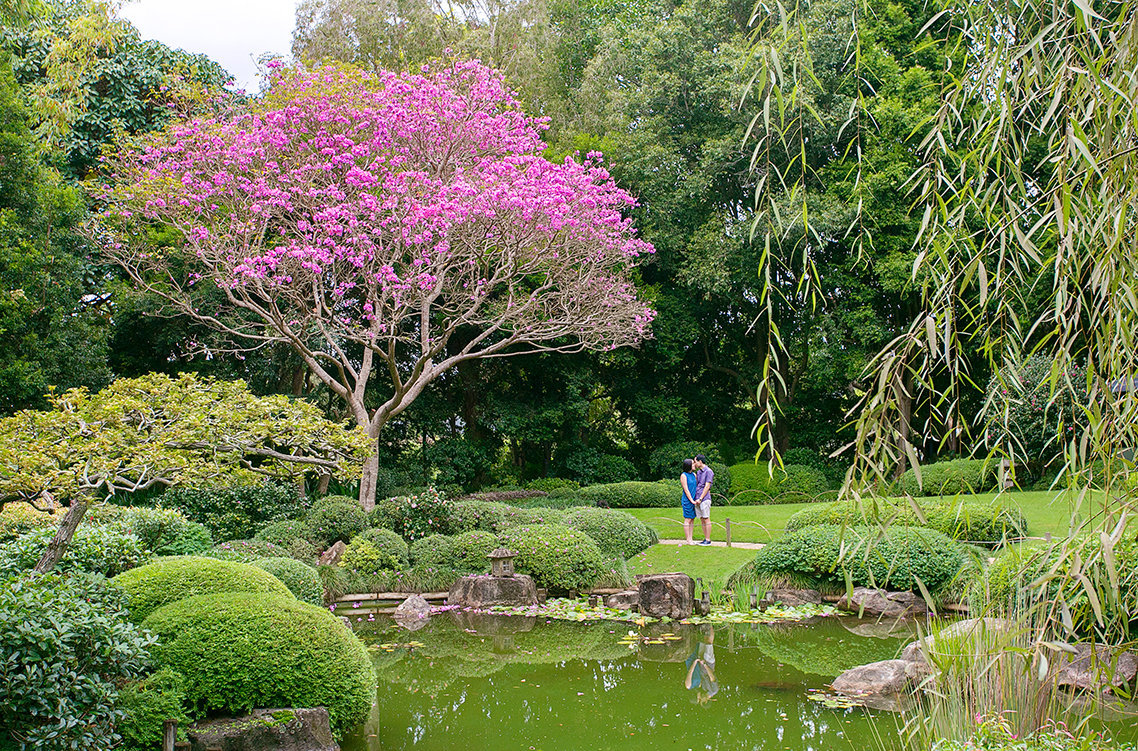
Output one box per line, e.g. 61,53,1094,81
488,547,517,577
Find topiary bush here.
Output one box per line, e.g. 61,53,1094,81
525,477,581,493
408,534,454,567
253,519,317,560
785,498,1028,545
339,538,401,577
0,525,149,577
0,572,154,751
142,593,376,738
727,462,830,504
115,668,190,751
450,501,513,532
446,530,498,572
253,556,324,606
160,482,308,541
202,538,294,563
368,487,454,541
900,458,997,497
354,527,409,566
496,524,607,593
563,506,655,559
111,556,293,622
305,500,369,547
576,481,675,508
736,524,966,595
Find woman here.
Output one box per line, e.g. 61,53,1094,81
680,458,698,545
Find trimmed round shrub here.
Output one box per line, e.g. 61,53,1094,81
160,482,308,541
500,505,566,528
447,530,498,572
900,458,997,497
305,501,369,547
1,572,153,751
738,524,966,595
143,593,376,738
202,538,294,562
409,534,454,567
727,462,830,504
0,525,149,577
111,556,293,622
354,527,409,566
368,488,455,541
253,519,317,560
785,498,1028,545
525,477,580,493
451,501,512,532
496,524,607,593
116,668,190,751
339,538,401,577
253,557,324,606
576,481,675,508
563,507,655,559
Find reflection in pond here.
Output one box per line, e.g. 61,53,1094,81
343,612,917,751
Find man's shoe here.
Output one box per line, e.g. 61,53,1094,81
698,539,712,546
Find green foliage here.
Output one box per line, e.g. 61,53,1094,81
153,521,213,556
252,556,324,606
563,506,655,559
445,530,497,573
450,500,512,532
367,488,454,541
576,480,675,508
595,556,634,589
339,538,400,577
354,527,409,567
727,462,831,504
0,524,149,577
252,519,316,560
785,498,1028,545
0,500,65,541
108,506,212,555
142,593,376,738
0,572,153,751
110,556,292,622
737,525,966,595
305,499,369,547
496,523,607,593
524,477,580,493
115,668,190,751
162,481,311,542
647,442,723,479
202,539,294,563
900,459,997,497
423,435,499,489
554,446,638,485
408,534,454,567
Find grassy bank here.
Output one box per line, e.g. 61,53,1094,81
625,543,756,591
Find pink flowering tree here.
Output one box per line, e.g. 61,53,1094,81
99,61,654,508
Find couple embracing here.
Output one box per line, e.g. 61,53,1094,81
680,455,714,546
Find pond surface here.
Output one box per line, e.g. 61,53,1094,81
342,611,921,751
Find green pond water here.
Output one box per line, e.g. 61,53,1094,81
341,612,923,751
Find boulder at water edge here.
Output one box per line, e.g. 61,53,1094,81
1054,644,1138,692
836,588,927,618
393,594,432,619
604,590,640,610
318,541,347,567
638,573,694,619
760,588,822,608
832,659,927,698
187,707,337,751
900,617,1011,664
447,574,539,608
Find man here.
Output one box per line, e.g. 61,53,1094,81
693,455,714,545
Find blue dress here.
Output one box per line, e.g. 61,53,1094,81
680,472,698,519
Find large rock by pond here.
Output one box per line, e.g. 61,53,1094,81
836,588,928,618
638,573,695,619
832,659,927,698
187,707,337,751
318,541,347,567
900,617,1011,664
1054,644,1138,692
446,574,539,608
604,590,640,610
760,588,822,608
393,594,432,620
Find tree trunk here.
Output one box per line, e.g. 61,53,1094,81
33,498,89,573
358,449,379,511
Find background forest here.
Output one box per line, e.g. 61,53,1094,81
1,0,1035,492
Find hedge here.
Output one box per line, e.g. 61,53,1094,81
496,524,607,593
0,525,149,577
143,593,376,738
727,462,830,504
253,519,317,560
450,501,566,533
305,500,369,547
160,482,308,542
116,668,190,751
202,539,294,563
576,481,675,508
785,498,1028,545
111,556,293,622
563,507,656,559
353,527,410,567
899,458,997,497
253,557,324,606
735,524,966,595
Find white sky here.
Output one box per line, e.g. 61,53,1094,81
121,0,301,93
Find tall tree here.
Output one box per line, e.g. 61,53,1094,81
99,62,655,508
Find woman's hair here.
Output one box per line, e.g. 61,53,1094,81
683,458,694,473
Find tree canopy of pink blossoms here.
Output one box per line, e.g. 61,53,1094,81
100,61,655,507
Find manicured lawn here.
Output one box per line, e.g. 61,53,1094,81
627,489,1108,544
626,543,757,591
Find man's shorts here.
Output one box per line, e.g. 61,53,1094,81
696,499,711,518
